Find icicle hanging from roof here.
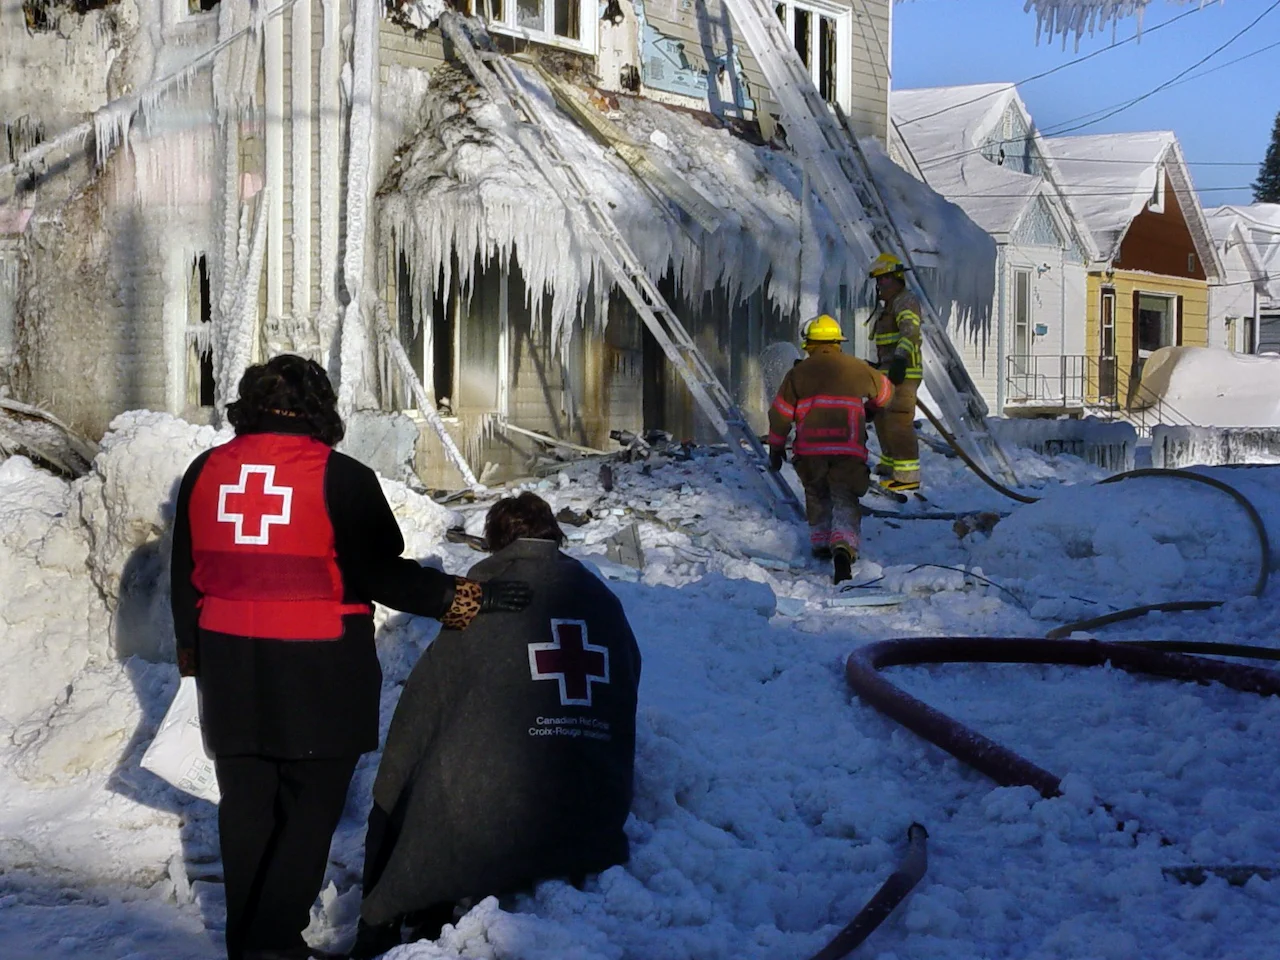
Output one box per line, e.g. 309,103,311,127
1022,0,1184,47
379,62,864,357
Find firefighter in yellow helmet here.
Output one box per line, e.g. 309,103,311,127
867,253,923,492
767,314,893,584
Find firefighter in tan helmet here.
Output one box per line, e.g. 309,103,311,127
767,315,893,584
867,253,923,492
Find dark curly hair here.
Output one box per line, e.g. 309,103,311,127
226,354,345,446
484,492,565,552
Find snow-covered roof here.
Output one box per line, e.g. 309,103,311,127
893,85,1036,236
1204,204,1280,298
892,84,1097,259
1047,132,1221,279
380,62,996,342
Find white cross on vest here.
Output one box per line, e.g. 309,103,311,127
217,464,294,545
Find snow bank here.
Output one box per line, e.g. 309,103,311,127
1138,346,1280,428
971,470,1266,621
0,456,107,749
0,409,453,789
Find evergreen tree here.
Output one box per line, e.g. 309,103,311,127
1254,110,1280,204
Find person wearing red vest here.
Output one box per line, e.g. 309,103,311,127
170,355,531,960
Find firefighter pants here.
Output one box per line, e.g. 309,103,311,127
794,456,870,556
214,754,358,960
873,378,920,484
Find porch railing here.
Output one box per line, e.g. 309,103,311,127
1004,354,1194,437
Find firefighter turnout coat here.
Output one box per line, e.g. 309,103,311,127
767,343,893,462
871,288,924,380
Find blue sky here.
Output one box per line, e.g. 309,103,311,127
890,0,1279,208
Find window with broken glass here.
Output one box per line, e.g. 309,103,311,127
481,0,593,53
186,255,216,410
395,251,509,418
773,0,850,110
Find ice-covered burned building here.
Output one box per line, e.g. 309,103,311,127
2,0,994,487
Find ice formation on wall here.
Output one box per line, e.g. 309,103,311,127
337,0,381,414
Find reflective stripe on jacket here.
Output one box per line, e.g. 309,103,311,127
872,289,924,380
768,345,893,461
188,433,371,640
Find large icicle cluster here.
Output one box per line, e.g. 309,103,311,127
1021,0,1209,45
379,63,862,352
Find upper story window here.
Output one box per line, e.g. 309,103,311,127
981,105,1041,177
484,0,594,53
774,0,850,110
1147,170,1165,213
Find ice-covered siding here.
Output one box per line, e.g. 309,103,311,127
0,0,116,140
18,127,218,438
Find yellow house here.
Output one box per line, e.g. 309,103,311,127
1048,133,1222,407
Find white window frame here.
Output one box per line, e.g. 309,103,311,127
1147,169,1166,214
774,0,853,113
1011,267,1033,357
1135,291,1177,358
483,0,597,56
1099,289,1116,358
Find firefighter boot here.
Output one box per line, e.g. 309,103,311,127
832,545,854,585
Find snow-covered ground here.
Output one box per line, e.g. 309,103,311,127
2,412,1279,960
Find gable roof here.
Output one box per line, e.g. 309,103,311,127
1046,132,1222,280
892,84,1098,260
1204,204,1280,298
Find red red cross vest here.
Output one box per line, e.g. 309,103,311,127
187,433,371,640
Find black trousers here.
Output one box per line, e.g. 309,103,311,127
214,755,358,960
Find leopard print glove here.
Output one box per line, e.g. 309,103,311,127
441,577,483,630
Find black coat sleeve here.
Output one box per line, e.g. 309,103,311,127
326,451,458,619
170,450,213,676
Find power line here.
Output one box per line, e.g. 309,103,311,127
946,185,1258,198
1043,0,1280,137
896,5,1204,128
1029,37,1280,136
1011,156,1257,167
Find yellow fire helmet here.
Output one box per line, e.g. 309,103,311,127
801,314,846,344
868,252,907,279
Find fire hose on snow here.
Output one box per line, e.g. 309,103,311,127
821,407,1280,946
843,636,1280,889
907,400,1273,640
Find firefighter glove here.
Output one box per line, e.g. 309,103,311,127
887,355,908,385
480,579,534,613
768,448,786,472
